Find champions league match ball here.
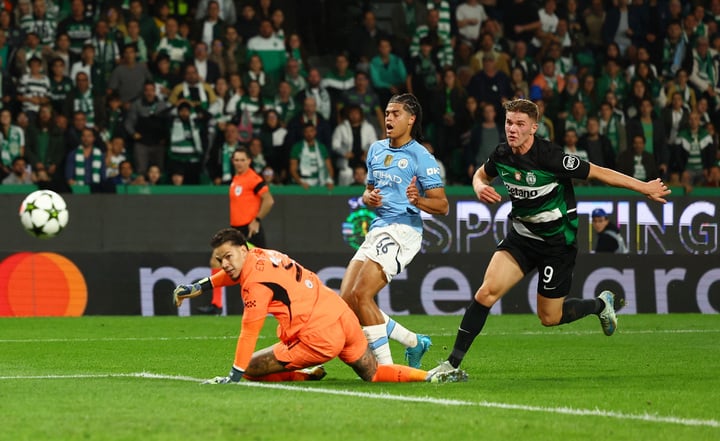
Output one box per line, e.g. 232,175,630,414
18,190,69,239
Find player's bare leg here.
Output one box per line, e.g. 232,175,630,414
242,346,324,382
340,259,395,364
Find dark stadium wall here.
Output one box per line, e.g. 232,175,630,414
0,194,718,316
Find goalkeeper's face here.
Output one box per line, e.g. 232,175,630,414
213,242,249,280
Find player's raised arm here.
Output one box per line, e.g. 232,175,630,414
406,176,448,215
472,165,502,204
587,163,670,203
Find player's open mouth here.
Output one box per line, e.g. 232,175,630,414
386,124,394,132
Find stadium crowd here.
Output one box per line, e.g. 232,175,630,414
0,0,720,192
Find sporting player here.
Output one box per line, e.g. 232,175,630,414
340,93,449,368
172,228,467,384
428,98,670,375
198,147,274,315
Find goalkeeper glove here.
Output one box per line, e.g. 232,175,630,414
172,278,209,307
203,366,245,384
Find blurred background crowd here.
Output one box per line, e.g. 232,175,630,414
0,0,719,193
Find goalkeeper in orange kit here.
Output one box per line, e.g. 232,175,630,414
173,228,467,384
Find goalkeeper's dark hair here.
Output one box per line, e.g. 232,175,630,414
388,93,424,142
210,228,249,249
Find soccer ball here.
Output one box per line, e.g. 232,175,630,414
18,190,69,239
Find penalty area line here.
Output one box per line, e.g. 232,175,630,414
2,372,718,429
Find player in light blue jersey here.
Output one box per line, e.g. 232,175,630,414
340,93,449,368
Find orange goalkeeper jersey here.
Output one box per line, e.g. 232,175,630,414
210,248,348,370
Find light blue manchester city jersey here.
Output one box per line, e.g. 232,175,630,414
365,139,444,232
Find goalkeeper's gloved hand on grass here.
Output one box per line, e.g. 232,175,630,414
203,366,244,384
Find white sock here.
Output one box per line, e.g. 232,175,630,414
362,324,393,364
381,311,418,348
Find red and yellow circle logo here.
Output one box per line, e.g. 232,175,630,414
0,252,87,317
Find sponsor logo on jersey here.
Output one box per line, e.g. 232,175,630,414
234,186,243,196
398,158,409,169
384,154,394,166
506,185,539,199
427,167,441,175
563,155,580,170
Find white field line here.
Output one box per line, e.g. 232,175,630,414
0,328,718,343
0,372,718,429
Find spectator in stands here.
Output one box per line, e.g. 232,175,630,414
331,104,376,186
565,99,589,138
578,116,615,170
631,60,665,111
283,57,306,97
369,38,407,107
124,19,148,64
391,0,428,60
579,73,600,115
236,3,260,43
348,10,389,71
598,100,625,156
108,44,152,108
429,67,466,168
167,101,205,185
108,159,146,186
470,31,510,76
597,57,628,104
247,18,287,85
0,108,25,173
660,20,686,80
562,127,589,162
28,0,56,48
258,108,288,180
156,17,192,75
665,68,696,113
322,52,355,101
222,25,246,76
169,63,217,117
286,33,309,78
627,98,668,178
455,0,487,49
289,122,334,190
465,100,503,185
272,80,298,127
70,43,103,94
2,156,35,184
48,57,73,115
65,127,106,188
18,56,50,122
502,0,540,49
674,111,717,189
270,7,287,41
591,208,628,254
237,79,272,137
617,133,660,181
509,40,539,86
105,135,127,180
409,8,453,69
534,98,555,142
702,163,720,187
531,0,560,56
58,0,94,57
64,71,105,130
191,41,221,85
25,104,66,184
125,82,171,176
209,39,227,80
207,123,241,185
128,0,159,52
405,36,441,107
286,95,332,155
467,53,512,115
339,71,384,138
296,67,333,123
44,33,72,78
151,53,177,102
243,53,275,100
192,0,228,47
87,19,121,95
195,0,236,26
661,91,690,154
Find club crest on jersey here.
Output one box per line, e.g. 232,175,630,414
526,172,536,185
563,155,580,170
384,155,393,166
514,171,522,181
234,186,243,196
398,158,409,169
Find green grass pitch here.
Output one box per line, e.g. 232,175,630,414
1,314,718,441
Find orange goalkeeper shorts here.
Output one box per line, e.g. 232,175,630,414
273,309,368,370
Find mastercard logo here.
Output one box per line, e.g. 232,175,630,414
0,252,87,317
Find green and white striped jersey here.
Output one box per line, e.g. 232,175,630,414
485,136,591,246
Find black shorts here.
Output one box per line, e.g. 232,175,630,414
232,224,267,248
497,229,577,299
